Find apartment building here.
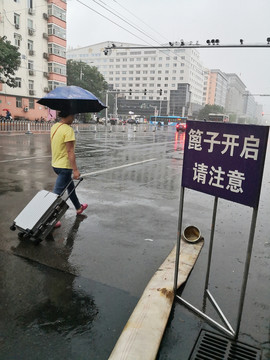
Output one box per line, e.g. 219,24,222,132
0,0,67,120
67,41,205,117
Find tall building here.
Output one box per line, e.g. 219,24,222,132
67,41,204,118
225,73,246,119
0,0,67,120
205,69,228,108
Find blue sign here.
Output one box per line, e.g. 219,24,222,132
182,121,269,207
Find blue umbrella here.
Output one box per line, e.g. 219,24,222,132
37,86,106,114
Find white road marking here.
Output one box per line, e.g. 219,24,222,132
82,158,157,177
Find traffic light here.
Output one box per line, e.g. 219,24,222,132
144,89,147,95
129,89,132,95
159,89,162,96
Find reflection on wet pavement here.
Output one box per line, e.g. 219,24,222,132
0,252,137,360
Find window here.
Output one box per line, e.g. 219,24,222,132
14,33,21,47
48,43,66,57
16,97,22,107
28,18,33,30
29,98,34,109
15,78,21,88
48,80,66,90
28,60,34,70
28,80,34,90
48,62,66,75
28,0,33,7
14,13,20,27
48,4,66,21
28,40,33,50
48,24,66,39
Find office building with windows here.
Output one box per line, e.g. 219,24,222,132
204,69,228,109
0,0,67,120
67,41,205,118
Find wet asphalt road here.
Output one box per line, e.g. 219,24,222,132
0,125,269,360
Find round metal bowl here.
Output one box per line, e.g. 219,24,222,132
183,225,201,243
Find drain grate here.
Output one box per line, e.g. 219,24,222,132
189,330,261,360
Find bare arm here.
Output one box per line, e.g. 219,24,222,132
65,141,80,179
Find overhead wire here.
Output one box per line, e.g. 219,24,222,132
111,0,169,43
91,0,162,46
75,0,194,68
75,0,150,45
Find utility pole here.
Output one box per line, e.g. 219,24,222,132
105,91,108,126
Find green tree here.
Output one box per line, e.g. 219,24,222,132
67,60,108,101
198,104,225,120
0,36,21,87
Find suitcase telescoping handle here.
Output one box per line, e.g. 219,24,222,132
60,177,83,201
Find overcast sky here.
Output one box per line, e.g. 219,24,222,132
66,0,270,118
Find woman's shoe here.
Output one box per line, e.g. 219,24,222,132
54,221,61,228
77,203,88,215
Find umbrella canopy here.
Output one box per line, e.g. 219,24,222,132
37,86,106,114
3,109,9,111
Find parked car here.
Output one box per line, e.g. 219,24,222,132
176,122,187,132
127,119,136,124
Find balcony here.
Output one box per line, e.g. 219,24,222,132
29,89,35,95
29,69,35,76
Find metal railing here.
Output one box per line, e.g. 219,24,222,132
0,120,154,134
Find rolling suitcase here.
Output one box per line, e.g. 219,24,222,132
10,178,83,244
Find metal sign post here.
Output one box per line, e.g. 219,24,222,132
174,120,269,339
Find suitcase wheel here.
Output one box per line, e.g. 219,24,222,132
18,232,28,240
10,223,16,231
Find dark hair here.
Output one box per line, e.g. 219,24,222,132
58,111,71,118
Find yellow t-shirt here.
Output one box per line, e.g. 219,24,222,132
50,123,75,169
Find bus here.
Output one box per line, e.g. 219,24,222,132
208,113,229,123
149,115,187,126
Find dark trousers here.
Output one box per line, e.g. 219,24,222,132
53,167,81,210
